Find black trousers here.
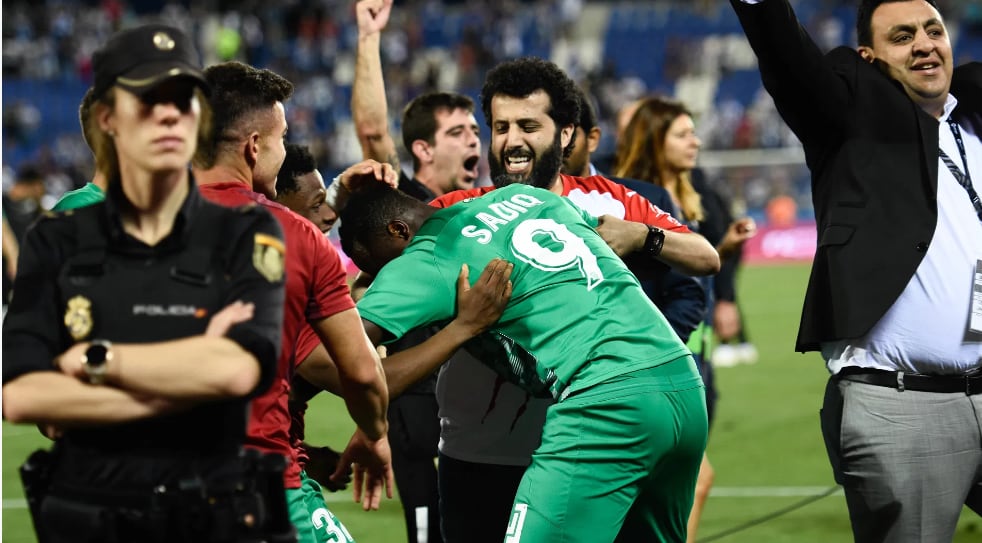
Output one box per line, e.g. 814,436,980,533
389,393,442,543
437,453,526,543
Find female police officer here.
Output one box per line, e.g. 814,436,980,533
1,24,292,543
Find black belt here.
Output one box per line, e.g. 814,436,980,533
838,367,982,395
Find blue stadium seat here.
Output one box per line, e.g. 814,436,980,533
715,69,764,108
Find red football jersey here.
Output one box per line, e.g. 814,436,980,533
200,181,354,488
430,174,689,231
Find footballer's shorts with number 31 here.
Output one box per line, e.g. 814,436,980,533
288,472,356,543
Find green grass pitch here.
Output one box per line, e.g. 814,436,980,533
3,263,979,541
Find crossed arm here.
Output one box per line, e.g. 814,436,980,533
3,301,263,427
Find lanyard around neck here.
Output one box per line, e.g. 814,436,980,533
939,117,982,224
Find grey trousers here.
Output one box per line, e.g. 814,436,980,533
820,377,982,543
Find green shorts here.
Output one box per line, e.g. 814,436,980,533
506,355,708,542
287,471,356,543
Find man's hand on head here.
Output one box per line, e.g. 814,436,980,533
326,159,399,212
338,160,399,192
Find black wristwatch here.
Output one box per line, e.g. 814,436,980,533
82,340,113,385
643,225,665,258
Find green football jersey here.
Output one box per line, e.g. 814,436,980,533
357,184,690,400
52,182,105,211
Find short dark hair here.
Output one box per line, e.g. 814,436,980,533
338,184,420,256
402,92,475,171
480,57,581,158
277,143,317,195
857,0,941,46
197,61,294,168
574,87,598,132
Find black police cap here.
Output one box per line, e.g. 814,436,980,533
92,24,208,99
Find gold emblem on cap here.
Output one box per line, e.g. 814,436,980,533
252,233,285,283
64,295,94,341
153,32,176,51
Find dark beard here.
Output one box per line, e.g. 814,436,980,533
489,131,563,189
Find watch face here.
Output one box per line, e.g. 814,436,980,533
85,344,109,367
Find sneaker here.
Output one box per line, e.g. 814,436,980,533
736,342,759,365
712,344,741,368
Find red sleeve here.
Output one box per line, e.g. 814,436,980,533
429,186,494,209
294,324,321,366
601,178,690,233
306,225,356,322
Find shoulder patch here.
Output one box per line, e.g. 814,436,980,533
253,232,285,282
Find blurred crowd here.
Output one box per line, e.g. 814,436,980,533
3,0,979,225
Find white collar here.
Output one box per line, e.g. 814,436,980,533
939,93,958,124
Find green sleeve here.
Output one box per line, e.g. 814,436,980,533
52,185,105,212
356,243,457,343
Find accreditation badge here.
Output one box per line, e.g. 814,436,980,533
971,259,982,334
253,233,286,283
64,295,93,341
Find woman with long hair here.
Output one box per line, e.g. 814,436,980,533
2,24,292,542
614,95,756,542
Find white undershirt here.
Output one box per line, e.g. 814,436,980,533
824,95,982,375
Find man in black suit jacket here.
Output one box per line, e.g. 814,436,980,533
732,0,982,541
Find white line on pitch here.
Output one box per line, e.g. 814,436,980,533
710,486,842,498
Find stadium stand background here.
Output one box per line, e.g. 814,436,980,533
3,0,980,225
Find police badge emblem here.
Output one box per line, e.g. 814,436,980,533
64,295,94,341
253,233,285,283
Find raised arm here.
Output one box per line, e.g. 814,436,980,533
729,0,851,144
352,0,399,169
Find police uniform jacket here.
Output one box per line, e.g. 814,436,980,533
1,178,285,487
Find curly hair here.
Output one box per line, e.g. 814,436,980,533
276,143,317,196
480,57,580,158
196,61,294,168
